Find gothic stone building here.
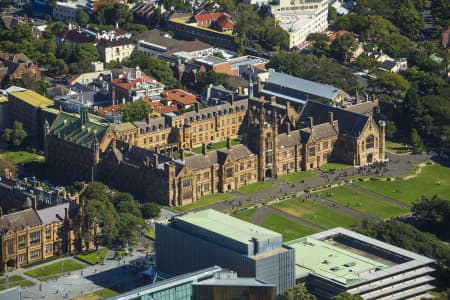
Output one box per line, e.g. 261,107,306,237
101,139,257,206
0,201,94,272
45,96,385,207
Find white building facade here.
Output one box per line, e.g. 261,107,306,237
270,0,328,49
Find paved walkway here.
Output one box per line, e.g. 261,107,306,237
4,248,150,300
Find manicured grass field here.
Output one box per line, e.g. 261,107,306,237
24,259,84,280
356,163,450,204
73,288,119,300
261,213,317,242
317,186,409,219
385,140,412,154
320,162,352,172
232,208,257,222
0,275,35,290
75,248,109,265
182,193,233,211
272,198,358,229
192,138,241,154
0,150,44,164
238,182,276,194
278,171,317,183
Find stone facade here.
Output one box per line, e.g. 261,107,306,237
45,96,385,207
0,200,95,272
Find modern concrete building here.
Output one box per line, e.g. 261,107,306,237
285,228,435,299
156,209,295,295
109,267,276,300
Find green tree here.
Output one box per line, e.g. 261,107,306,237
141,202,161,219
412,196,450,240
371,72,410,98
384,120,397,140
280,283,316,300
77,43,99,63
394,4,424,39
328,5,338,26
127,52,177,87
332,292,362,300
76,9,90,27
330,34,359,63
4,121,27,147
410,128,422,152
355,55,378,71
121,100,153,122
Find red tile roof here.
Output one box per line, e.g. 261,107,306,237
161,89,197,105
216,15,235,29
111,74,160,91
96,104,121,116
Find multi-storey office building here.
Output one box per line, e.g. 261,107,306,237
156,210,295,295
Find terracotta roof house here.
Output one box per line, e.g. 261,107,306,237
193,11,235,32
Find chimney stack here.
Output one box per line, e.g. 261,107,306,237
153,153,159,167
229,93,234,105
64,207,69,220
202,143,207,155
308,117,314,128
180,149,185,161
194,102,200,113
329,111,334,124
226,137,231,149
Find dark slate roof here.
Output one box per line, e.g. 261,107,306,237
379,60,397,71
185,152,218,170
277,130,302,148
0,209,42,232
36,202,78,224
134,29,212,52
266,71,343,100
300,120,339,142
117,141,173,170
298,101,368,138
217,144,255,164
48,112,109,149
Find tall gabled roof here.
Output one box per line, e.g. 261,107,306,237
298,101,368,138
0,209,42,232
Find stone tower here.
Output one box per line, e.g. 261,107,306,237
378,120,386,161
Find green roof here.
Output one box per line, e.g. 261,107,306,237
178,209,281,244
285,237,389,287
48,112,108,149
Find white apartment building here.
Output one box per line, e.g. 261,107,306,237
270,0,328,49
53,1,87,22
97,39,135,63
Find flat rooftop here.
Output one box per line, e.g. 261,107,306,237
177,209,281,245
286,237,388,287
285,228,435,287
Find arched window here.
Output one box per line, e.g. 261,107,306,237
366,135,375,150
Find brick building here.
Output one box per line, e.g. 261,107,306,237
0,52,41,88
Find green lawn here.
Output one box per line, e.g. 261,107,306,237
238,182,276,194
75,248,108,265
356,163,450,204
317,186,409,219
0,150,44,164
192,138,241,154
144,228,155,240
272,198,358,229
278,171,317,183
114,250,128,259
24,259,84,280
320,162,352,172
385,140,412,154
261,213,317,242
0,275,35,291
232,208,257,222
182,193,233,211
94,288,119,298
